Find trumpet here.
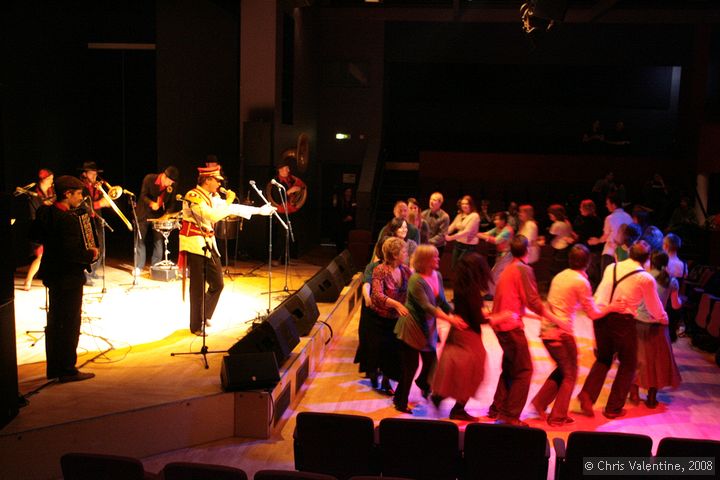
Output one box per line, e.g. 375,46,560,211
96,181,133,231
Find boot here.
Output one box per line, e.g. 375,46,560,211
645,387,658,409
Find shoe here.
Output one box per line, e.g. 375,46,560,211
23,281,31,291
547,416,575,427
496,417,529,427
531,399,547,420
59,372,95,383
394,404,413,414
430,394,443,409
602,408,627,419
379,386,395,397
449,409,479,422
84,278,94,287
577,392,595,417
204,319,212,328
486,408,499,419
369,373,379,390
415,380,431,399
192,330,207,337
645,388,658,409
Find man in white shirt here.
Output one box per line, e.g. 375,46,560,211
588,192,633,274
577,241,668,419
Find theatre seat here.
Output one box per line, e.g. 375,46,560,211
254,470,338,480
60,452,158,480
378,418,460,480
294,412,379,480
162,461,248,480
462,422,549,480
554,431,652,480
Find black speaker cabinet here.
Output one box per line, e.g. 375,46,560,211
220,352,280,391
0,193,19,429
228,307,300,366
278,284,319,336
307,264,343,303
333,250,356,285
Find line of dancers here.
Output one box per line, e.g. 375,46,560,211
356,191,685,427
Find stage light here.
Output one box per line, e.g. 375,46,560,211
335,132,351,140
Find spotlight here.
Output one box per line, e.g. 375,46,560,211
520,0,567,35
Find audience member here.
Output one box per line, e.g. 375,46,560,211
517,204,540,265
407,197,430,244
545,204,575,277
478,199,493,231
630,252,682,409
531,245,623,427
445,195,480,268
477,211,514,295
588,192,633,274
368,237,411,395
393,245,464,414
430,253,517,421
573,199,603,287
578,241,668,419
487,235,561,426
422,192,450,257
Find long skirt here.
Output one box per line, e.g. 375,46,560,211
431,327,486,403
636,321,681,390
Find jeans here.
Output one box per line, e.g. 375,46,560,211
532,336,578,422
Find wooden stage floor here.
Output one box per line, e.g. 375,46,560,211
8,257,324,434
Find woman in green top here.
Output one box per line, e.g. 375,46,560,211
393,244,466,414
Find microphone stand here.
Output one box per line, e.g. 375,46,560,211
123,193,151,291
170,199,225,369
94,212,113,295
249,180,287,315
268,183,295,298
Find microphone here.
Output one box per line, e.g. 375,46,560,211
271,179,286,190
249,180,256,186
175,194,184,201
123,189,136,197
219,187,228,195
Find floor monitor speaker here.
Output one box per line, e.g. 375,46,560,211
307,264,343,303
220,352,279,391
228,307,300,366
278,284,319,336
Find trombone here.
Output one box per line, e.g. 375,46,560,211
96,180,133,231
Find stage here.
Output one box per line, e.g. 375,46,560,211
3,254,363,480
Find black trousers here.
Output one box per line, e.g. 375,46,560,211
394,341,436,409
187,251,224,333
580,313,637,414
45,275,85,378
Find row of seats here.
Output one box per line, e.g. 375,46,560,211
61,453,386,480
58,411,720,480
292,412,720,480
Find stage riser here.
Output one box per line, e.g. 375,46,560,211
0,273,362,480
0,393,234,480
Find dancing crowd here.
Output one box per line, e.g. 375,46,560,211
354,189,687,427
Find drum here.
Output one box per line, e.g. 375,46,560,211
151,219,179,232
216,216,240,240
